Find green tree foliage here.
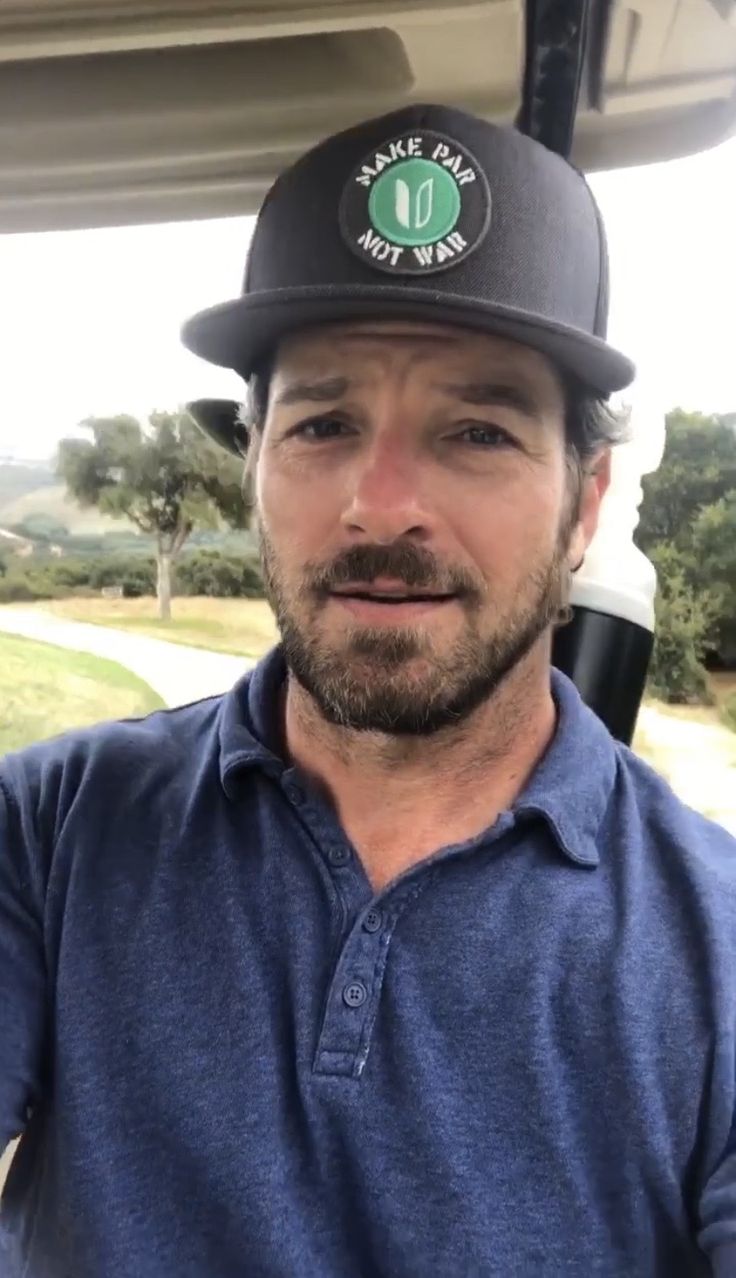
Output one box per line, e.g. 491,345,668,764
646,546,715,705
690,493,736,664
0,550,264,605
637,410,736,703
637,410,736,550
56,412,248,619
721,691,736,733
175,550,263,598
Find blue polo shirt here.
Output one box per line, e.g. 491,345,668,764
1,646,736,1278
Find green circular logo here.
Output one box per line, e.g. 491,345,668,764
368,158,461,248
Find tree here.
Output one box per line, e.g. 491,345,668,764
57,412,248,619
690,492,736,664
637,410,736,552
637,410,736,679
646,545,716,704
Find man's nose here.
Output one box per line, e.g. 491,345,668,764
340,435,432,543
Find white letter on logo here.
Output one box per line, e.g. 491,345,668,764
413,245,434,267
415,179,434,230
395,177,434,231
395,179,411,230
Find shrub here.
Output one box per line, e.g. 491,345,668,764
0,553,158,602
86,555,156,598
647,569,715,705
47,559,96,590
720,691,736,734
175,551,264,599
0,548,262,604
0,576,55,603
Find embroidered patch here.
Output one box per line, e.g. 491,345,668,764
339,130,491,276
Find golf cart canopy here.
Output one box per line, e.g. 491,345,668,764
1,0,736,232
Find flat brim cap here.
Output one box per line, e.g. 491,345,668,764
182,103,635,398
186,399,246,457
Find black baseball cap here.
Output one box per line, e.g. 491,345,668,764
183,103,634,454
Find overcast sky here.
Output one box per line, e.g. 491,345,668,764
1,134,734,461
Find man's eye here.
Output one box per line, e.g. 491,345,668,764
290,416,350,440
457,424,516,449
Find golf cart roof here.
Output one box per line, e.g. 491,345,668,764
1,0,736,232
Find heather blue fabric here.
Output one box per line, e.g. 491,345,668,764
1,647,735,1277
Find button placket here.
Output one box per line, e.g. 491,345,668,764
312,900,395,1078
279,771,367,911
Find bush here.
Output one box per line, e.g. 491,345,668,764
0,553,157,602
175,551,264,599
721,691,736,734
86,555,156,598
0,576,51,603
0,548,262,604
647,568,715,705
47,559,96,590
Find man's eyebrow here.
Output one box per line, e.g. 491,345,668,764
439,381,545,421
273,377,350,407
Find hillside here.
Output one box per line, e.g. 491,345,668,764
0,462,254,552
0,483,134,535
0,462,56,509
0,462,133,535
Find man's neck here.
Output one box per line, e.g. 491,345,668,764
281,646,558,891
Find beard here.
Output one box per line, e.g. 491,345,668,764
257,519,571,737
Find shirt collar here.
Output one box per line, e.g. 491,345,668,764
218,648,617,868
218,646,289,792
513,669,617,867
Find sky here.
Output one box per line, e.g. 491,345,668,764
0,133,735,462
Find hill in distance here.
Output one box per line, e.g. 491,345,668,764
0,461,134,536
0,462,255,554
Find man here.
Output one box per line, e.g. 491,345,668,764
1,104,734,1278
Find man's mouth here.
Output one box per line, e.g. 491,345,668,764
333,590,452,602
327,580,458,618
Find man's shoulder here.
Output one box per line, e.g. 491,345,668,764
0,693,225,819
612,737,736,890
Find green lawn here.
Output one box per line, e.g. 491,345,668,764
0,632,164,754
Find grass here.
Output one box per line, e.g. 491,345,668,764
0,632,164,754
28,595,280,659
632,687,736,832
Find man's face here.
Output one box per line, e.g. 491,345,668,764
254,321,606,734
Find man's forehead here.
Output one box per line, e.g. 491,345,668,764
273,321,560,391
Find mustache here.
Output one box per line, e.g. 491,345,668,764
306,543,482,602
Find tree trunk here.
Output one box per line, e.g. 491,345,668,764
157,551,172,621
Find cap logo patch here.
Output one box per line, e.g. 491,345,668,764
340,130,491,276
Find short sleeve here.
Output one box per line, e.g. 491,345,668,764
0,774,47,1152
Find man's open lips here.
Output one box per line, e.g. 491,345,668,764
331,590,453,603
327,585,458,620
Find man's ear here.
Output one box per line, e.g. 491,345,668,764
567,449,612,568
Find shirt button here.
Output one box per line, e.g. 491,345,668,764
363,909,382,933
343,981,367,1009
287,784,305,805
328,846,350,867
